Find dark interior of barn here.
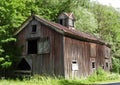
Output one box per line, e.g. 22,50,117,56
16,58,31,70
28,39,37,54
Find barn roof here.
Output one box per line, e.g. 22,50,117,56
14,14,110,46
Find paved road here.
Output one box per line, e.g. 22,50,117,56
98,82,120,85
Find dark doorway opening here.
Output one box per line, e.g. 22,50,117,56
28,39,37,54
17,58,31,70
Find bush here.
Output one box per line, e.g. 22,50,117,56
87,67,120,82
111,57,120,73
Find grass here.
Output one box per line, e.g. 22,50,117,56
0,76,119,85
0,69,120,85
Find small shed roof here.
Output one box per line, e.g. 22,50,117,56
58,12,75,20
14,14,110,46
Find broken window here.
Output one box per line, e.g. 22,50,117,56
38,37,50,54
90,58,96,73
92,62,95,69
28,39,37,54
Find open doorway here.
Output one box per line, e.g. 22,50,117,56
28,39,37,54
16,58,31,70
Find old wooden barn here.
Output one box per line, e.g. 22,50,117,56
14,13,111,78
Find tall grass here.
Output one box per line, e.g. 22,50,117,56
87,68,120,82
0,69,120,85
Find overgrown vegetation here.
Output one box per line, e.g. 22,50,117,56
0,68,120,85
87,68,119,82
0,0,120,76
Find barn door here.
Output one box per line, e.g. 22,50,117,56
16,58,31,70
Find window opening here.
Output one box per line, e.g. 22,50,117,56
92,62,95,69
28,39,37,54
59,19,63,25
106,62,108,68
72,60,78,71
72,61,77,64
32,25,37,33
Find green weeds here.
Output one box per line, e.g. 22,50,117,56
0,69,120,85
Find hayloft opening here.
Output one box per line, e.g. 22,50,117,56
28,39,37,54
17,58,31,70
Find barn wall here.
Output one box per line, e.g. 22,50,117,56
16,19,64,76
17,26,27,56
63,37,90,78
63,36,111,78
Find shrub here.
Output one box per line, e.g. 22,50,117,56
87,67,120,82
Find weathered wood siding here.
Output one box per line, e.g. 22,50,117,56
63,37,90,78
63,36,111,78
17,19,64,76
16,17,111,78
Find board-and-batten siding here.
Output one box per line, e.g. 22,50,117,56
63,37,90,78
63,36,111,78
17,20,64,76
16,18,111,78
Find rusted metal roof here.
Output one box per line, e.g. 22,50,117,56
15,14,109,46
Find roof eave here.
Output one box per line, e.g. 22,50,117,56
64,32,106,45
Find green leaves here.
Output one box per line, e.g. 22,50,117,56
1,61,12,69
1,38,16,43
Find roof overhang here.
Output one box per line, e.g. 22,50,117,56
14,14,110,47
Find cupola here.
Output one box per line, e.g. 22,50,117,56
58,12,75,29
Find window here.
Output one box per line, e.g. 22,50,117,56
59,19,64,25
38,37,50,54
92,62,96,69
106,62,108,68
28,39,37,54
32,25,37,33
